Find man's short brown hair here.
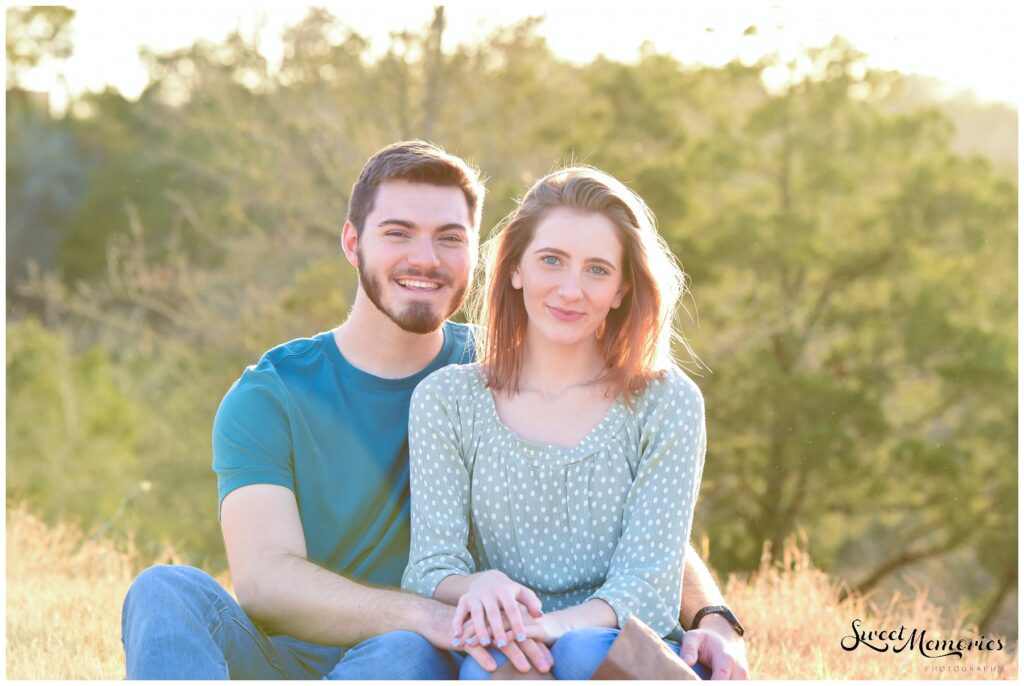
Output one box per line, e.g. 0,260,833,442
347,140,485,235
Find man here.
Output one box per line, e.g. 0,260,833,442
121,141,749,679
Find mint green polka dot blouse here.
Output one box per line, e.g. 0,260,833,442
401,362,706,639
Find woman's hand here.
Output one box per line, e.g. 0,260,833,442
458,607,566,647
452,570,544,648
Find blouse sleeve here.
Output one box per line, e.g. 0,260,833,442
587,369,707,636
401,371,477,598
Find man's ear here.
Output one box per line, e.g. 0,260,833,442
611,282,630,309
341,220,360,269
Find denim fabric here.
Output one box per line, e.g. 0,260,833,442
323,631,460,680
459,626,713,680
121,564,343,679
122,565,459,680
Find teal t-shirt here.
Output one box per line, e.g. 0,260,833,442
212,321,474,588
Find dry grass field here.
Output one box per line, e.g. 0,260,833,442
5,505,1017,680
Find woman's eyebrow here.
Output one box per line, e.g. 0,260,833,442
533,246,616,269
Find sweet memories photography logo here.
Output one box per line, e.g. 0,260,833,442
841,618,1006,660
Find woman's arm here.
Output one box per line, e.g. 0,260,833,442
401,374,476,599
586,370,707,636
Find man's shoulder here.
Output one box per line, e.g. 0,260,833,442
441,321,478,366
226,332,331,397
257,332,330,370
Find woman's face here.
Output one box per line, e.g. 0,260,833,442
512,207,629,349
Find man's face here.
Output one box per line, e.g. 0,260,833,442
353,180,476,334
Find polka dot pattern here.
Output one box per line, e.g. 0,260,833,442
400,363,707,638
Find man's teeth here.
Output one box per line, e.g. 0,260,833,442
397,279,441,289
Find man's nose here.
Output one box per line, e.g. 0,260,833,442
407,237,441,269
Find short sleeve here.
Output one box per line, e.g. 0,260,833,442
401,370,476,597
212,365,295,517
588,369,707,636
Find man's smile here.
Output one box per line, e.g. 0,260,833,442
395,278,444,292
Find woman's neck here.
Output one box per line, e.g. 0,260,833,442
517,328,605,396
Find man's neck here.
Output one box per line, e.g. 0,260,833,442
333,292,446,380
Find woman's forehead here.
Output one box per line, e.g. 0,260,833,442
529,208,623,260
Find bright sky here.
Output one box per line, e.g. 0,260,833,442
18,0,1023,108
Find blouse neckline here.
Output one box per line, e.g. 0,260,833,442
469,364,629,466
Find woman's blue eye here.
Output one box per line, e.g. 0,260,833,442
589,266,609,276
541,255,560,265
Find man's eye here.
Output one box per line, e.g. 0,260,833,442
441,235,465,243
385,231,408,238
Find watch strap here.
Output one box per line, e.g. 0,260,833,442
691,605,745,637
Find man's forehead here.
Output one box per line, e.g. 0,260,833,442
369,179,474,228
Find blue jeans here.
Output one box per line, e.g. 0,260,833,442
121,565,458,679
459,626,713,680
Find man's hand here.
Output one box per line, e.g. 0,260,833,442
416,596,502,671
680,619,749,680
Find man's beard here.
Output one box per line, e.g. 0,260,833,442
357,252,467,335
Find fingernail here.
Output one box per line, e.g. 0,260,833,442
516,632,526,642
466,637,477,646
682,653,695,662
481,636,491,646
452,628,459,637
452,638,462,647
496,639,507,648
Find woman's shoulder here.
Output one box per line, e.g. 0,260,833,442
632,363,705,419
414,361,487,401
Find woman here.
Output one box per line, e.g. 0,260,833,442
402,167,707,679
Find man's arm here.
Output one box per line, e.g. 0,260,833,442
679,541,750,679
680,541,729,629
220,483,493,668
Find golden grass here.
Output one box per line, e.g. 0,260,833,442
4,504,227,680
728,537,1018,679
5,506,1017,680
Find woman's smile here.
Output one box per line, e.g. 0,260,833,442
545,305,585,322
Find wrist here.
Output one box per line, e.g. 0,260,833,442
538,612,569,643
388,591,441,634
696,612,744,642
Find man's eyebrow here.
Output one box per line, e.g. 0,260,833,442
378,218,414,228
377,219,469,232
532,247,617,269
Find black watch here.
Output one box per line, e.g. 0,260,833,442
691,605,745,637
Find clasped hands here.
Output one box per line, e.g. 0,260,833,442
449,569,557,674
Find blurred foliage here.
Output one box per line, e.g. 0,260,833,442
5,8,1017,634
5,6,75,88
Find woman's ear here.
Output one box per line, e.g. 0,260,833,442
511,268,523,289
611,282,630,309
